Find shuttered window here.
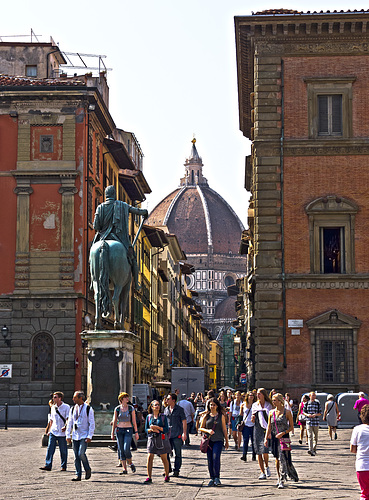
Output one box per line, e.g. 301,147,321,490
318,95,342,136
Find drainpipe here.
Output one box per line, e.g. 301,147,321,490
280,59,287,369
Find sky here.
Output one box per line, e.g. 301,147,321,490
1,0,363,226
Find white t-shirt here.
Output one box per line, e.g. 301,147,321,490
350,424,369,471
241,404,255,427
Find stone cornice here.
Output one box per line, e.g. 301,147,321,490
254,274,369,290
256,37,369,57
284,139,369,156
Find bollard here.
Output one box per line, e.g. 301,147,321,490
5,403,8,430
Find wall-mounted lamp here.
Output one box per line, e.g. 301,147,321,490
1,325,11,347
88,104,96,111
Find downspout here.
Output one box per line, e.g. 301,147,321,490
280,59,287,369
85,104,90,321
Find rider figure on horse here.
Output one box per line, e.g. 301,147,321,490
92,185,148,290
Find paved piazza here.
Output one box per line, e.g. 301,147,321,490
0,427,359,499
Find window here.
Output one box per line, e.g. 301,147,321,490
316,331,352,383
305,196,358,274
307,310,360,387
304,77,355,139
26,65,37,77
32,332,53,381
320,227,344,273
318,95,342,136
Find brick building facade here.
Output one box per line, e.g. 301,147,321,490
235,9,369,395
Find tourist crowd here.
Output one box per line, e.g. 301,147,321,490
39,388,369,497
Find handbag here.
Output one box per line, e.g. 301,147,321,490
237,407,251,432
41,434,49,447
200,414,218,453
273,411,292,451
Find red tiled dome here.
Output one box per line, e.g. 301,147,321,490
147,140,244,255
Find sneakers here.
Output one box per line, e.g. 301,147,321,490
259,473,267,480
164,476,170,482
277,481,284,489
214,478,221,486
266,467,271,478
144,477,152,484
130,464,136,473
120,470,128,475
207,479,215,487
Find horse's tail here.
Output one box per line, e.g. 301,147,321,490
98,241,112,317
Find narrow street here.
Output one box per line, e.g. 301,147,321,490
1,426,359,499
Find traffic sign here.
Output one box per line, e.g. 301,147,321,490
0,364,12,378
241,378,247,384
240,373,246,379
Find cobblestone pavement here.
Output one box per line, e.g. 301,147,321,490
0,426,360,499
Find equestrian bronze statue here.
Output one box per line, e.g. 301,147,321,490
89,185,148,329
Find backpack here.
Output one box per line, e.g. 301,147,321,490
116,404,133,423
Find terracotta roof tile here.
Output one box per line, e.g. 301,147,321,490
0,75,86,87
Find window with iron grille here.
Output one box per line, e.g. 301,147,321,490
32,332,53,381
318,95,342,136
315,329,354,384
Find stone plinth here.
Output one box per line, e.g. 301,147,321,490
80,329,139,434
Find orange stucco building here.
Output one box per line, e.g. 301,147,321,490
0,41,150,412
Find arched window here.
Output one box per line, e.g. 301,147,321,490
32,332,53,381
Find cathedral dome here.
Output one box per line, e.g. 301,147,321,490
147,139,244,255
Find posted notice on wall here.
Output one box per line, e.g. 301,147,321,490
0,364,12,378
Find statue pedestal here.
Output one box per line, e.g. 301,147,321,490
80,329,139,434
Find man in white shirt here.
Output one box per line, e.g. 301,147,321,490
179,394,195,446
40,392,70,471
66,391,95,481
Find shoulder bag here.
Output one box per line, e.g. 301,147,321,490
200,414,218,453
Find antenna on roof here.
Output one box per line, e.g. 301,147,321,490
30,29,40,43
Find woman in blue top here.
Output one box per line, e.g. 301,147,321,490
144,400,171,484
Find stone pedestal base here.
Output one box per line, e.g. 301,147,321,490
93,410,115,435
80,329,139,416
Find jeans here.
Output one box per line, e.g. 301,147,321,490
185,422,193,445
242,425,255,456
45,433,68,469
169,437,183,472
116,427,133,460
307,425,319,452
207,440,223,479
72,439,90,477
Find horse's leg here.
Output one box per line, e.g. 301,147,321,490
112,284,123,329
93,281,102,330
120,280,131,327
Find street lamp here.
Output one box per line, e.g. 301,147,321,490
1,325,10,347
